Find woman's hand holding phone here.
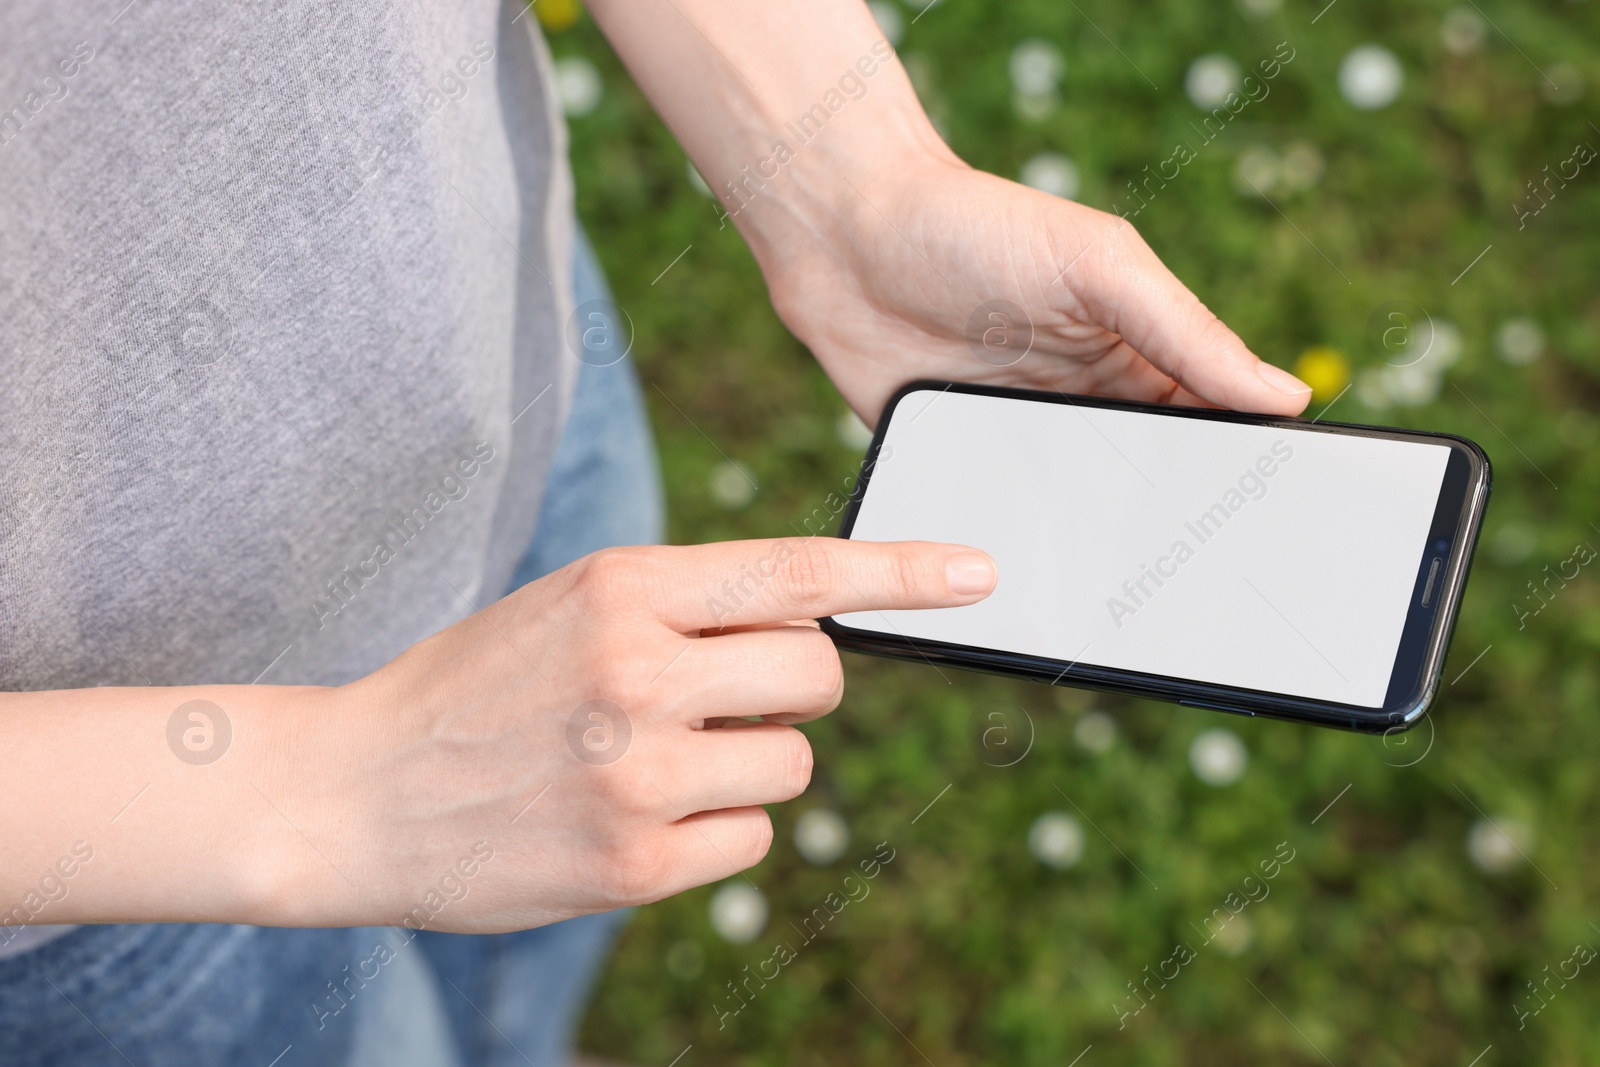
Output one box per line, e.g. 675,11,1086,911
760,161,1315,425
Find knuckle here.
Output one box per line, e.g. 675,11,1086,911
737,810,776,870
595,671,651,717
601,839,673,906
891,550,924,603
597,767,659,817
574,547,654,610
747,726,814,803
1192,305,1234,347
782,542,839,615
1104,211,1152,253
1095,216,1160,281
778,729,814,799
1179,307,1236,374
798,634,845,710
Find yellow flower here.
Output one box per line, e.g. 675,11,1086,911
1293,346,1350,403
535,0,583,32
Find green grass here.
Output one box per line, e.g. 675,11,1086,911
554,0,1600,1062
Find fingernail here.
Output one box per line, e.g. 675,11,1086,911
1257,361,1312,396
946,552,997,596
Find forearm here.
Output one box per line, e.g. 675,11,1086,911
585,0,959,262
0,682,336,932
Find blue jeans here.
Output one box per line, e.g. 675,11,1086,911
0,230,664,1067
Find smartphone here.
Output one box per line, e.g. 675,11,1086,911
820,380,1492,734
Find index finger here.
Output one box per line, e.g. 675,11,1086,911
652,537,997,633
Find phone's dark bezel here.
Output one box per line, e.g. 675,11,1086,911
819,380,1492,735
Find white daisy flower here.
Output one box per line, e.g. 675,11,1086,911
1020,152,1080,200
1467,817,1532,873
1074,711,1118,753
1028,812,1085,869
553,55,603,117
868,1,905,47
1189,729,1247,786
709,882,768,943
795,808,850,865
1339,45,1404,110
1186,54,1241,109
1496,318,1545,365
836,410,875,450
709,460,758,510
1010,39,1065,97
1234,145,1280,196
1279,141,1326,190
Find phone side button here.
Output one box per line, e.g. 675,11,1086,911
1179,699,1257,717
1420,557,1444,607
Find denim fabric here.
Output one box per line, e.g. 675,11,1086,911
0,228,662,1067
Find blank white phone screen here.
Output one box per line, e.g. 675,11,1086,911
836,389,1453,707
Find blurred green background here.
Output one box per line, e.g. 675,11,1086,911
541,0,1599,1062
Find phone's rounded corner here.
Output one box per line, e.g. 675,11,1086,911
818,615,865,647
881,379,958,421
1374,687,1436,735
1439,431,1494,492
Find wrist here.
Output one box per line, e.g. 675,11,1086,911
13,681,356,929
714,61,965,268
226,683,370,927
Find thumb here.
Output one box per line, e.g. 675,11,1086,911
1086,221,1312,416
